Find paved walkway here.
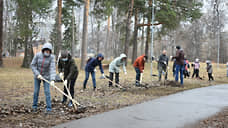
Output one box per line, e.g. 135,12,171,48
55,84,228,128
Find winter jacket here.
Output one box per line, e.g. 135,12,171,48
109,54,127,73
158,54,169,69
133,55,146,73
184,60,190,70
30,43,56,81
85,54,104,73
207,63,213,73
173,49,185,65
58,57,78,80
194,62,200,69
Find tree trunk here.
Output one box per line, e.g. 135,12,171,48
71,7,76,58
80,0,90,69
124,0,134,64
141,17,145,55
22,9,34,68
0,0,3,67
105,15,110,59
56,0,62,56
131,8,138,64
145,0,152,57
96,23,100,54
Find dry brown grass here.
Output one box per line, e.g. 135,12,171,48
0,57,227,107
0,57,228,127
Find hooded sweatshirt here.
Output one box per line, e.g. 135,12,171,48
109,54,127,73
30,43,56,81
85,53,104,73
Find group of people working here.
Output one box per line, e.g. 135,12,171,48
30,43,214,114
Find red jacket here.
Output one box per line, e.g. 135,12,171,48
133,55,146,73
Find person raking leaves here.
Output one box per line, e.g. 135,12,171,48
108,53,127,87
83,53,105,91
58,50,79,107
30,43,56,114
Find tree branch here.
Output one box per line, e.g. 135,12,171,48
137,23,162,27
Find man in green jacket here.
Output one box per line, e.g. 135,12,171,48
58,51,79,107
108,53,127,87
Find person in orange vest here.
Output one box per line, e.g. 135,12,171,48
133,55,148,86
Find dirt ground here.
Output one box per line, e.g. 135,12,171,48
0,57,227,128
186,107,228,128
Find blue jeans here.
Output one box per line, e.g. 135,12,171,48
135,68,141,85
175,65,184,85
83,71,96,89
33,78,52,111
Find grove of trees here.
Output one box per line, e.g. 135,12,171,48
0,0,227,68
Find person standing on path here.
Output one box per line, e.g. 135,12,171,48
58,50,79,107
206,60,214,81
158,50,169,81
184,58,190,78
83,53,105,91
172,46,185,86
192,58,200,79
108,53,127,87
133,54,148,86
30,43,56,114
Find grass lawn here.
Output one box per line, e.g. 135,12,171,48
0,57,227,127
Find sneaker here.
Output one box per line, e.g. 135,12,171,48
68,102,73,107
32,108,37,113
45,110,52,115
61,100,67,104
135,83,140,87
93,87,97,91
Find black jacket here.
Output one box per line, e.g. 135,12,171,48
158,54,169,68
58,58,78,80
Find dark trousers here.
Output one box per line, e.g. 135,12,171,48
63,78,76,103
158,66,167,81
184,70,190,78
109,72,119,87
208,73,214,81
135,67,141,85
192,69,199,78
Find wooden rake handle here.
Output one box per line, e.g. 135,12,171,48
41,77,81,106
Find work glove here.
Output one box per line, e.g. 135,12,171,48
37,75,43,80
50,81,55,86
59,72,64,80
64,80,68,86
124,72,127,75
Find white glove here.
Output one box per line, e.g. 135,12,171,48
50,81,55,86
94,69,97,72
124,72,127,75
59,72,64,79
37,75,43,80
102,73,105,78
64,80,68,86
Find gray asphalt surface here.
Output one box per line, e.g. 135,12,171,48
55,84,228,128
